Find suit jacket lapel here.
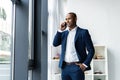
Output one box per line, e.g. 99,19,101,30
64,30,69,53
74,27,79,43
65,30,69,44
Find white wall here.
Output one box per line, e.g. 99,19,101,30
64,0,120,80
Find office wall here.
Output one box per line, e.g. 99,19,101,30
64,0,120,80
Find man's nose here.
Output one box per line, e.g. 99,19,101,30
66,20,69,23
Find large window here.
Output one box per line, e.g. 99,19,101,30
0,0,48,80
0,0,12,80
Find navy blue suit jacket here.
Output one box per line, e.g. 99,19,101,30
53,27,95,70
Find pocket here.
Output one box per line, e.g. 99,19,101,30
76,65,85,73
75,65,81,70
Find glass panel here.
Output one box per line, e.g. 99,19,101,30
0,0,12,80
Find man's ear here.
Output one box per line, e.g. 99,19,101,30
75,17,77,22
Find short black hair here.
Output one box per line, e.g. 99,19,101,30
68,12,77,18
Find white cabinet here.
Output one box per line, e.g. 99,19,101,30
50,45,61,80
50,45,108,80
92,45,108,80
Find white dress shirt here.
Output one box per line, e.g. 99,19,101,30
64,27,79,62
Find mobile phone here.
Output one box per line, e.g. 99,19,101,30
64,22,67,27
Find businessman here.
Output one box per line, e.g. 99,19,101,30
53,12,95,80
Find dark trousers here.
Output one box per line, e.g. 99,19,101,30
61,63,85,80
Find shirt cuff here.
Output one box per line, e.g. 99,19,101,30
82,63,88,68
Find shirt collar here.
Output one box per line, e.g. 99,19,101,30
68,26,77,32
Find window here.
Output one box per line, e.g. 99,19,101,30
0,0,12,80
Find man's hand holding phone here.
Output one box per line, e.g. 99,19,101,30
59,22,67,31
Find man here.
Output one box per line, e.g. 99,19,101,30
53,12,95,80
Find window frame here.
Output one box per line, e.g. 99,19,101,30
11,0,48,80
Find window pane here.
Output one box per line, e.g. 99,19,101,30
0,0,12,80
